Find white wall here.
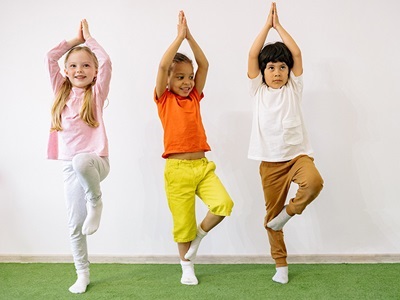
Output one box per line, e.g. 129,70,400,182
1,0,399,258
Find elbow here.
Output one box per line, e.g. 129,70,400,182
197,61,209,74
159,63,170,74
104,54,111,63
249,51,259,62
203,61,210,71
99,56,112,71
104,56,112,67
292,49,302,60
198,57,209,70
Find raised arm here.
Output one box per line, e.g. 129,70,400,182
82,19,112,101
273,3,303,76
46,20,86,93
248,3,274,79
185,13,209,96
155,11,186,99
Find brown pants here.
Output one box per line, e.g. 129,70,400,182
260,155,323,267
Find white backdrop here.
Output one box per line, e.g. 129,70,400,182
1,0,399,259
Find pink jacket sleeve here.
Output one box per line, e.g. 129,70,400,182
45,40,70,94
85,38,112,106
45,40,70,159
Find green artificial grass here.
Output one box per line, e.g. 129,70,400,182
1,263,400,299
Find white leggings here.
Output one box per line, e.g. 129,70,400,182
62,153,110,271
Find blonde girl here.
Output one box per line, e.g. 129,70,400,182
45,19,111,294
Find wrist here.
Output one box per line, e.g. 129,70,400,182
176,35,185,43
67,37,83,47
265,22,273,29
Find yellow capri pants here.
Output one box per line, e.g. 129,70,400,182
164,158,234,243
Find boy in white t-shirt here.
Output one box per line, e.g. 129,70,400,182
248,2,324,284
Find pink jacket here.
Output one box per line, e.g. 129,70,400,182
45,38,112,160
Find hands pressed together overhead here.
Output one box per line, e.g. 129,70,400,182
76,19,92,44
177,10,193,41
267,2,281,29
67,19,93,48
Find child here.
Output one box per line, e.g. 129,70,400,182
45,19,112,293
155,11,234,285
247,3,323,284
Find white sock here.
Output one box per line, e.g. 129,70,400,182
82,200,103,235
267,206,292,231
180,260,198,285
272,266,288,284
69,269,90,294
184,226,207,261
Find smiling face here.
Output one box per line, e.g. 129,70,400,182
263,61,289,89
167,62,195,97
64,49,98,88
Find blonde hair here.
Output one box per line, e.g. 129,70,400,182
51,46,99,131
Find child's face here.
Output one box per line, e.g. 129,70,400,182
65,50,98,88
264,61,289,89
168,62,195,97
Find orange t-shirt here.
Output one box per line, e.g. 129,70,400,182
155,88,211,158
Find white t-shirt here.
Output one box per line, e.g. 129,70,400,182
248,71,313,162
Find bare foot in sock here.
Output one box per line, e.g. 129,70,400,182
180,260,198,285
82,200,103,235
267,205,292,231
69,270,90,293
272,266,288,284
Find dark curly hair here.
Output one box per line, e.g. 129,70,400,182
258,42,293,84
168,52,193,75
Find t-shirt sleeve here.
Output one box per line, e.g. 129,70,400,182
191,87,204,102
288,71,303,94
249,72,263,97
154,88,168,103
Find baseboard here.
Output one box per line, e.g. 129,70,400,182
1,254,399,264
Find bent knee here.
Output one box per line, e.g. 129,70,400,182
210,198,234,216
309,174,324,197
